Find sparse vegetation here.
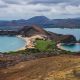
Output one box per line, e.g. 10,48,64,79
35,40,56,51
0,54,80,80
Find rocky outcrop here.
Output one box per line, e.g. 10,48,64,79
60,35,76,43
47,32,76,43
19,25,48,37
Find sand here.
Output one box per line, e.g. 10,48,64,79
17,35,45,51
57,43,64,50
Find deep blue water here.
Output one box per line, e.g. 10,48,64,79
0,36,26,52
45,28,80,52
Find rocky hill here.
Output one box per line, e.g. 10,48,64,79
0,25,76,43
19,25,76,43
19,25,47,37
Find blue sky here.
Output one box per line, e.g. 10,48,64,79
0,0,80,20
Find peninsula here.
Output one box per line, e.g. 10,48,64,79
0,25,79,80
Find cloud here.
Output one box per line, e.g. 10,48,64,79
0,4,8,8
28,0,80,5
0,0,80,20
36,9,50,12
2,0,80,5
0,0,8,8
2,0,22,4
28,0,67,4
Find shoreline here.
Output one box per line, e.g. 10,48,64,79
16,35,28,51
0,35,33,53
16,35,36,51
17,35,80,52
17,35,45,51
0,36,28,53
0,35,44,53
57,43,64,50
57,43,80,53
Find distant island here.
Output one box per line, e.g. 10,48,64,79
0,16,80,29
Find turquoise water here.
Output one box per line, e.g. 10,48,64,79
44,28,80,40
45,28,80,52
61,43,80,52
0,36,26,52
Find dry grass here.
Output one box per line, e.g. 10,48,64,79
0,54,80,80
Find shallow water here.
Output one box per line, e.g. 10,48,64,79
61,43,80,52
45,28,80,52
0,36,26,52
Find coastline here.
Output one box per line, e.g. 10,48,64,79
16,35,45,51
57,43,64,50
16,35,35,51
16,35,28,51
57,43,80,53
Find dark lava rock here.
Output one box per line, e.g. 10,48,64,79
47,32,76,43
60,35,76,43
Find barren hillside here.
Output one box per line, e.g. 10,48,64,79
0,54,80,80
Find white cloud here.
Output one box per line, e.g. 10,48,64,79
0,0,80,20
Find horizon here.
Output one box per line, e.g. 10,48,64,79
0,15,80,21
0,0,80,20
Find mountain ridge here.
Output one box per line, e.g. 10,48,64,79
0,16,80,28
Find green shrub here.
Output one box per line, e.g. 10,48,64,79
35,40,56,52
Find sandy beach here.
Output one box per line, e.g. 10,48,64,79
15,36,27,51
17,35,45,51
17,35,31,51
57,43,64,50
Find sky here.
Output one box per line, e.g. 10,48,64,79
0,0,80,20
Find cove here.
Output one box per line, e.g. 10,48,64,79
44,28,80,40
58,43,80,52
44,28,80,52
0,36,26,52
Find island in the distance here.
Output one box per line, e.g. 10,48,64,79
0,16,80,28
